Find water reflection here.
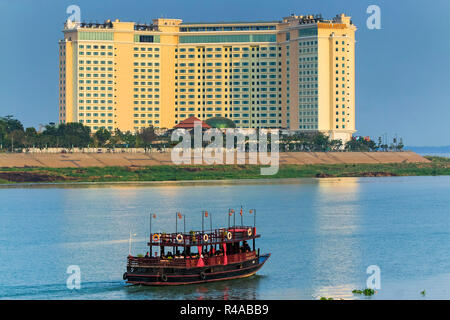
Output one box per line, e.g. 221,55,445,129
0,178,320,190
124,275,263,300
311,178,362,298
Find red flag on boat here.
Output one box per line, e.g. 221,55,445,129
249,210,253,214
152,214,156,219
177,212,182,219
205,211,208,218
240,207,243,216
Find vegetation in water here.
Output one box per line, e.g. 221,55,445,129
352,288,376,296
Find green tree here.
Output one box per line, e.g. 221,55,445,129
109,128,124,147
329,139,343,151
24,127,38,148
40,123,58,147
0,115,24,133
345,138,378,152
0,120,6,149
0,116,25,150
122,131,136,148
9,129,25,150
57,123,91,148
94,128,111,147
137,126,157,149
312,132,332,151
40,122,91,148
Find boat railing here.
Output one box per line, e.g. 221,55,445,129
148,226,257,247
128,251,257,268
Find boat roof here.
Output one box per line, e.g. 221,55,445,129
148,226,259,247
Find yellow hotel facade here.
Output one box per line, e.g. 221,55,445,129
59,13,356,142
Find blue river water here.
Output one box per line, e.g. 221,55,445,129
0,176,449,300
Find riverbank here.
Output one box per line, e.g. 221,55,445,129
0,156,448,184
0,151,429,168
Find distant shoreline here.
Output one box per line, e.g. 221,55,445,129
0,156,448,184
406,146,450,154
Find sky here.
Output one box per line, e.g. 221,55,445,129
0,0,449,146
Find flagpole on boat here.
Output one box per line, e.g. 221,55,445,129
150,213,155,256
250,209,256,251
129,230,131,256
240,205,243,227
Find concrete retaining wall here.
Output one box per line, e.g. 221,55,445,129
0,151,429,168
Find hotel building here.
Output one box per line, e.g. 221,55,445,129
59,13,356,141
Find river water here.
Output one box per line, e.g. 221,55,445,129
1,176,449,300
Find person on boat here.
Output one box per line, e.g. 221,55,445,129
243,240,251,252
145,251,150,258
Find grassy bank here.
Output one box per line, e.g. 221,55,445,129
0,156,448,184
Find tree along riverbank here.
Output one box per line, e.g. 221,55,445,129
0,156,448,184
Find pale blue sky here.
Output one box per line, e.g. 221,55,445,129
0,0,449,146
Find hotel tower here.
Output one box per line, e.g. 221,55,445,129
59,13,356,142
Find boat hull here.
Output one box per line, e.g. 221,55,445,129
124,253,270,286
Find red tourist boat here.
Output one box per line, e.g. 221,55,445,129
123,209,270,285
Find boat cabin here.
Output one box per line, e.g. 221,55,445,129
128,226,260,269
